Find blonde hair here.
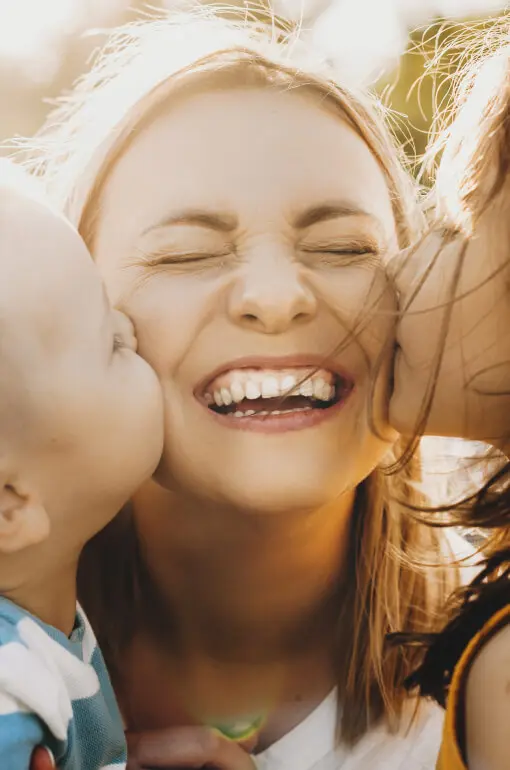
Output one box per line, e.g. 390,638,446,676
424,17,510,231
21,8,454,743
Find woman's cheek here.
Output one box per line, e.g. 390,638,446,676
314,268,395,358
117,274,222,374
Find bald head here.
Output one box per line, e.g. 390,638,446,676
0,159,161,577
0,165,108,452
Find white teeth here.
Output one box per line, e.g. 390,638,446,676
230,381,245,403
206,368,338,408
281,374,297,393
324,383,334,401
245,381,261,400
229,405,314,418
314,378,326,400
299,380,314,398
313,378,334,402
261,376,280,398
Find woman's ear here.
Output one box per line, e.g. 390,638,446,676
0,481,50,554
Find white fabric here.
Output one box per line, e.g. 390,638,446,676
254,528,473,770
254,690,443,770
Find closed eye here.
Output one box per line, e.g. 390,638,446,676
136,246,231,267
313,247,376,255
300,243,380,267
154,253,225,264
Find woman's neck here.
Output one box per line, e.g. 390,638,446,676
131,481,356,663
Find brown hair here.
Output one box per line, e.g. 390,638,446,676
392,17,510,707
20,9,455,744
418,17,510,533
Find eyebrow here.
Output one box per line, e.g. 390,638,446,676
293,202,376,229
141,210,238,236
140,201,379,238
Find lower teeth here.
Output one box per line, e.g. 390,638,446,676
231,407,312,418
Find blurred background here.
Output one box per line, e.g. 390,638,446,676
0,0,508,176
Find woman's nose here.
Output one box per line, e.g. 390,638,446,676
228,252,317,334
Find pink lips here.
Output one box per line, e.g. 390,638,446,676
194,355,355,434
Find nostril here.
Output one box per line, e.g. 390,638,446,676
242,313,259,324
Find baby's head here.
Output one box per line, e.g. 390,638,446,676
0,161,162,564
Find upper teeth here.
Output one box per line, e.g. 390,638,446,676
205,368,336,407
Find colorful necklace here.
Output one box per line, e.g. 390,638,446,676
208,712,266,741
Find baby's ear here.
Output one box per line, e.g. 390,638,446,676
0,481,50,554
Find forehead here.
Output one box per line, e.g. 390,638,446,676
94,85,396,245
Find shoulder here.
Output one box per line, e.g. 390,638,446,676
0,600,56,686
0,605,74,744
464,616,510,770
0,598,31,643
398,699,445,768
345,699,444,770
467,612,510,688
76,606,113,695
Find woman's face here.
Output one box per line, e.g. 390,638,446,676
92,84,399,513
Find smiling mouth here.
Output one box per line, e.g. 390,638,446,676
201,367,354,419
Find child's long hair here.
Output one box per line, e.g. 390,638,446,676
392,16,510,705
391,464,510,705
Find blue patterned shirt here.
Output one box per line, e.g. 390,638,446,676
0,597,126,769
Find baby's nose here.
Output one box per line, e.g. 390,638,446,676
113,309,137,352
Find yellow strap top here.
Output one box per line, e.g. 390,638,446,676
437,602,510,770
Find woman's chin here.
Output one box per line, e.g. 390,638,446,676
216,486,333,517
152,424,391,516
158,458,351,517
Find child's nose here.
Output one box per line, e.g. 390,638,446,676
112,309,137,352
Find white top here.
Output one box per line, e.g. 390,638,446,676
255,690,443,770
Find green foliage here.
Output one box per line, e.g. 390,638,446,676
379,15,506,181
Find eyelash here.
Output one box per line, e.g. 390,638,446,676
316,248,375,255
140,244,379,270
302,245,379,263
142,250,230,269
160,254,224,263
